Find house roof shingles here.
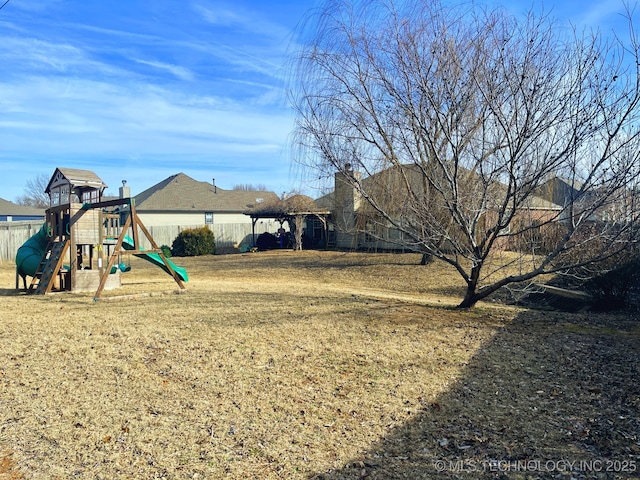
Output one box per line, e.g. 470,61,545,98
134,173,279,213
316,165,564,212
248,193,329,218
0,197,45,217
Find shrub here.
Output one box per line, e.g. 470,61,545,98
171,227,216,256
583,257,640,311
160,245,172,258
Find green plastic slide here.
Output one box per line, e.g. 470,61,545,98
121,236,188,282
16,223,49,278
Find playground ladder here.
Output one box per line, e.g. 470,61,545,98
29,239,70,295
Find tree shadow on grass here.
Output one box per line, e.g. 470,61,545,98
310,310,640,479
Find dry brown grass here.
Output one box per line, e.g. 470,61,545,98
0,250,638,479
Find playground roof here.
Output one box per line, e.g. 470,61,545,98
134,173,279,213
45,168,107,193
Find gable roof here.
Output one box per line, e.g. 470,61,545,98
0,197,45,217
314,191,333,210
134,173,279,213
536,176,583,207
45,167,107,193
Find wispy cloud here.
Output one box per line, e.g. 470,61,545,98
193,2,292,38
0,1,309,200
68,23,165,44
0,76,290,152
576,0,627,28
7,0,64,14
133,59,196,82
0,37,88,72
191,1,294,76
0,73,294,196
193,5,246,27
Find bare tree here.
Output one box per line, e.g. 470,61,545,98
291,0,640,307
284,194,319,250
15,173,49,209
232,184,268,191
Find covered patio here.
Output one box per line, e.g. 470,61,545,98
245,194,331,250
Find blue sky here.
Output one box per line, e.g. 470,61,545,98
0,0,633,201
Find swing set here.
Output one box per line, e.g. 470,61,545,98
15,168,187,299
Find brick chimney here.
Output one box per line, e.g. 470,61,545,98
119,180,130,199
334,163,362,248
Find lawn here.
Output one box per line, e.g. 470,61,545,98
0,251,638,479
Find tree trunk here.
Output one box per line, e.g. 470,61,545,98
457,287,479,308
458,266,481,308
294,215,304,250
419,253,432,265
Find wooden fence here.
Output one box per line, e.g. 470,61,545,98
135,224,259,251
1,221,270,262
0,221,42,262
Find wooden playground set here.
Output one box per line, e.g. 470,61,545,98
15,168,187,300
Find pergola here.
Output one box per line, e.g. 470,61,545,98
245,195,331,249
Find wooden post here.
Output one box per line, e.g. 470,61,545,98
251,217,257,247
135,212,185,290
130,199,140,250
93,203,185,300
70,209,78,291
98,209,104,277
129,201,185,290
94,214,131,301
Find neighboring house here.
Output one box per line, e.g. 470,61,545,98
0,197,45,222
319,165,565,251
133,173,281,250
535,176,637,224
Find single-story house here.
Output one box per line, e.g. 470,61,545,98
317,164,567,251
133,173,281,251
0,198,45,222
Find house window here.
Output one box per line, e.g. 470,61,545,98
205,212,213,224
